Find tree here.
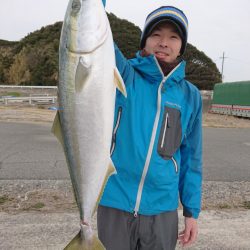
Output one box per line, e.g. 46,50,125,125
183,44,222,89
0,15,221,89
108,13,141,58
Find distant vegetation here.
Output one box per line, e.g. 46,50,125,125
0,13,221,90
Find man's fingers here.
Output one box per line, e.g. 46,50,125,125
184,228,191,243
178,230,185,240
178,217,198,247
178,229,190,246
182,226,198,247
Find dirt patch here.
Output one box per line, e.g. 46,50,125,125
0,105,56,124
1,180,249,214
0,189,77,214
1,187,249,214
0,106,249,127
203,112,250,128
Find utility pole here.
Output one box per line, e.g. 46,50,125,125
220,52,227,82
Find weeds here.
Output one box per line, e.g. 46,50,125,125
3,92,21,97
31,202,45,209
0,195,9,204
242,201,250,209
218,204,231,209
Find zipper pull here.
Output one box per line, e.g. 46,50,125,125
166,112,169,127
161,112,169,148
134,211,138,218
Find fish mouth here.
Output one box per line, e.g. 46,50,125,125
67,47,87,54
66,42,104,55
66,26,109,54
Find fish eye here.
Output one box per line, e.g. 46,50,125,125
71,0,81,14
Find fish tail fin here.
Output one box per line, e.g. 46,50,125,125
64,230,105,250
114,67,127,98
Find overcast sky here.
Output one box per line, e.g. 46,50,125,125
0,0,249,83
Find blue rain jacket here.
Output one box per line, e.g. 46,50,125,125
99,44,203,219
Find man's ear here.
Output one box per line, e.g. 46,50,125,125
177,52,182,58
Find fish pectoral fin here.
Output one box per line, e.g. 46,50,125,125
108,160,117,176
75,56,92,93
64,230,105,250
93,161,117,216
114,67,127,98
51,112,64,147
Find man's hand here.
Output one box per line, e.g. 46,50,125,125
178,217,198,247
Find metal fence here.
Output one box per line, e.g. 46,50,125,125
0,85,57,106
0,85,57,89
0,96,57,105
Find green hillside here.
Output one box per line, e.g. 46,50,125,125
0,13,221,89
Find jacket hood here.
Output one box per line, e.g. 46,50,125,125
129,51,186,84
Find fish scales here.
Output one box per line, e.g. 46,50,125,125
52,0,126,249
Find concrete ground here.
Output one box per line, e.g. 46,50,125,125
1,178,249,250
0,210,249,250
0,108,250,249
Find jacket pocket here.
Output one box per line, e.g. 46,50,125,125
157,106,182,160
110,106,122,155
171,156,178,173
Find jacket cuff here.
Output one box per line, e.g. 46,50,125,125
183,208,199,219
183,209,192,217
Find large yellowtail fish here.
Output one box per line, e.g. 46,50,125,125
52,0,127,249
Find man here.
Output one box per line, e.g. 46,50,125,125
98,4,202,250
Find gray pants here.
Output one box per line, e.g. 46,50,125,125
97,205,178,250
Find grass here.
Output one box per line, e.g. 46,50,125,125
0,195,9,204
218,204,231,209
30,202,45,209
37,105,45,109
52,195,59,201
3,92,21,97
242,201,250,209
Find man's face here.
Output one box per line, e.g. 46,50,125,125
144,22,182,63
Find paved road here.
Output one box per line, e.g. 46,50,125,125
0,122,250,181
203,127,250,181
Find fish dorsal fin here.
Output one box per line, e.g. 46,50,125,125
114,67,127,98
51,111,64,147
75,56,92,93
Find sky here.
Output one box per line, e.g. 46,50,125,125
0,0,249,83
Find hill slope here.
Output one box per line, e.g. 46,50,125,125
0,13,221,89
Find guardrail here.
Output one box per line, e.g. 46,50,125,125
0,85,57,89
0,96,57,105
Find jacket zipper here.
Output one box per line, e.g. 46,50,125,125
171,156,178,173
133,59,181,217
110,107,122,155
133,79,164,217
160,112,169,148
